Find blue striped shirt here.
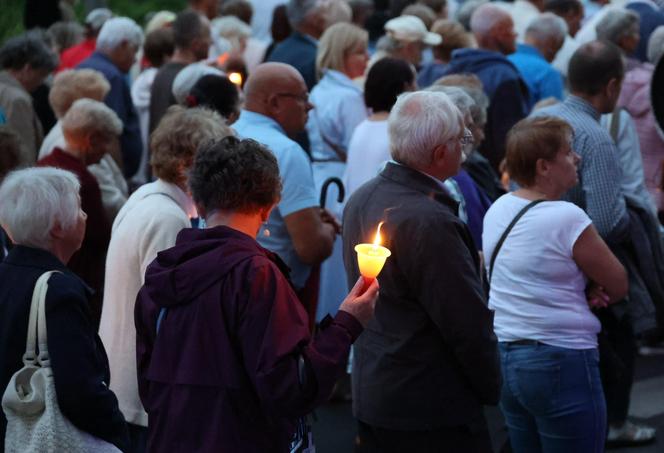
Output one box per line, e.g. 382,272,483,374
534,95,629,242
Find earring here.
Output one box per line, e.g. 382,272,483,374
262,223,270,237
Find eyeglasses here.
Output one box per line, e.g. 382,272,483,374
459,128,474,146
275,92,309,103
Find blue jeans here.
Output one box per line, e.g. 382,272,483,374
499,342,606,453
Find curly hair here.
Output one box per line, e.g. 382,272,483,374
150,106,233,185
189,136,282,215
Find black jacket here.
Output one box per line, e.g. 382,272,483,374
0,246,128,452
342,162,501,430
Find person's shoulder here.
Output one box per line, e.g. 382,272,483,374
46,271,89,304
547,199,589,221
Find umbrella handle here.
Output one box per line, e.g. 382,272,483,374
319,177,345,208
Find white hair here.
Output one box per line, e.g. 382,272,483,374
595,9,640,46
425,85,475,119
526,12,568,42
211,16,252,51
96,17,143,52
470,3,510,39
61,99,123,145
648,26,664,64
172,63,224,105
389,91,463,168
287,0,327,28
0,167,80,250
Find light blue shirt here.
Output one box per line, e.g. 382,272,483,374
508,44,564,108
233,110,319,288
307,69,368,162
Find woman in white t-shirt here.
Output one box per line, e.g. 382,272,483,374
482,116,627,453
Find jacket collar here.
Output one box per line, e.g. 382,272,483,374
380,162,459,212
0,71,26,93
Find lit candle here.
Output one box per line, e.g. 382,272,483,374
355,222,391,291
228,72,243,86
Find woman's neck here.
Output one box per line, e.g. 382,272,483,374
205,210,262,238
513,184,561,201
368,111,389,121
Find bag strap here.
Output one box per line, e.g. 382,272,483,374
22,271,59,367
488,200,545,281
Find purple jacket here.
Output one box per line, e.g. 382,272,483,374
135,226,362,452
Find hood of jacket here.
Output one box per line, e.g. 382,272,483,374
143,225,290,308
445,48,518,77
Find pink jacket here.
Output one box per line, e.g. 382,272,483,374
618,63,664,210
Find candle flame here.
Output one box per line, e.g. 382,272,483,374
372,222,384,246
228,72,243,86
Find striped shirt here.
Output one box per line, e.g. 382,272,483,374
534,95,629,242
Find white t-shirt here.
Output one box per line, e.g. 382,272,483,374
343,119,390,195
482,193,599,349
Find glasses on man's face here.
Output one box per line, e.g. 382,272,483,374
459,128,474,146
275,92,309,104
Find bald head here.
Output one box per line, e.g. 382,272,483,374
470,4,516,54
244,62,312,135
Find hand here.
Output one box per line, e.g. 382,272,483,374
320,208,341,235
586,282,610,309
339,277,379,328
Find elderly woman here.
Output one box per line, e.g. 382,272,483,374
343,57,415,196
135,136,378,452
596,10,641,72
37,98,121,326
0,167,128,451
0,33,58,166
482,116,627,452
40,68,128,221
99,106,232,451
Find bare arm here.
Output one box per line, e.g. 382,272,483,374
572,224,628,303
284,207,337,265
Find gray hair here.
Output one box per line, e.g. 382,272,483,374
456,0,487,31
211,16,252,51
425,85,475,119
595,9,639,46
462,87,489,125
96,17,143,52
0,167,81,250
61,99,123,146
470,3,508,38
526,12,568,42
389,91,463,168
287,0,326,28
648,26,664,64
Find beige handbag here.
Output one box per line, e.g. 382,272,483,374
2,271,120,453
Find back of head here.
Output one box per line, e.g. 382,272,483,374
435,74,488,124
526,12,568,44
419,0,448,16
85,8,113,36
595,9,639,48
61,98,122,147
189,136,282,215
568,40,624,95
49,68,111,118
456,0,487,32
212,15,252,50
364,57,414,112
220,0,253,25
426,85,475,118
431,19,472,61
173,10,207,49
187,74,240,119
150,106,233,185
0,167,80,250
145,11,177,34
287,0,326,29
0,33,58,72
388,90,463,168
648,26,664,65
316,22,368,76
402,4,437,30
543,0,582,16
469,3,507,38
506,115,573,187
96,17,143,53
48,21,85,53
143,27,175,68
172,63,224,105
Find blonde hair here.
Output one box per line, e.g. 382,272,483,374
316,22,368,78
49,69,110,118
61,98,123,148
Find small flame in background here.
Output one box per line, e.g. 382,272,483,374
372,222,384,246
228,72,243,86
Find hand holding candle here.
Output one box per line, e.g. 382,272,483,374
355,222,391,293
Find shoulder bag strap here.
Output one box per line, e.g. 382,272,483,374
22,271,59,366
488,199,545,282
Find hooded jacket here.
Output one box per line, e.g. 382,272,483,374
441,48,530,171
135,225,363,452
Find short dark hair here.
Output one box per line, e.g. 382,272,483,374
543,0,582,15
568,40,624,95
189,136,282,215
187,74,239,120
143,28,174,68
0,33,58,72
173,10,206,49
506,116,573,187
364,57,414,112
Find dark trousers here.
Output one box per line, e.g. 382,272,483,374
598,311,637,426
354,418,493,453
127,423,148,453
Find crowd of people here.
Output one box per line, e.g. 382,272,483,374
1,0,664,452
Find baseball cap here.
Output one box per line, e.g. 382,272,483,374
384,15,442,46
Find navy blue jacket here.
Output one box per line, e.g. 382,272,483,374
267,32,318,90
626,3,664,62
441,48,530,171
78,52,142,178
0,246,128,452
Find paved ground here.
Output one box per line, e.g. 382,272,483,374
312,354,664,452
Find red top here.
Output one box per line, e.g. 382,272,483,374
57,38,96,73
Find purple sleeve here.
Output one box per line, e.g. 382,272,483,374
238,260,362,418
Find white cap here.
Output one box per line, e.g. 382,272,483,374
384,15,442,46
172,63,225,105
